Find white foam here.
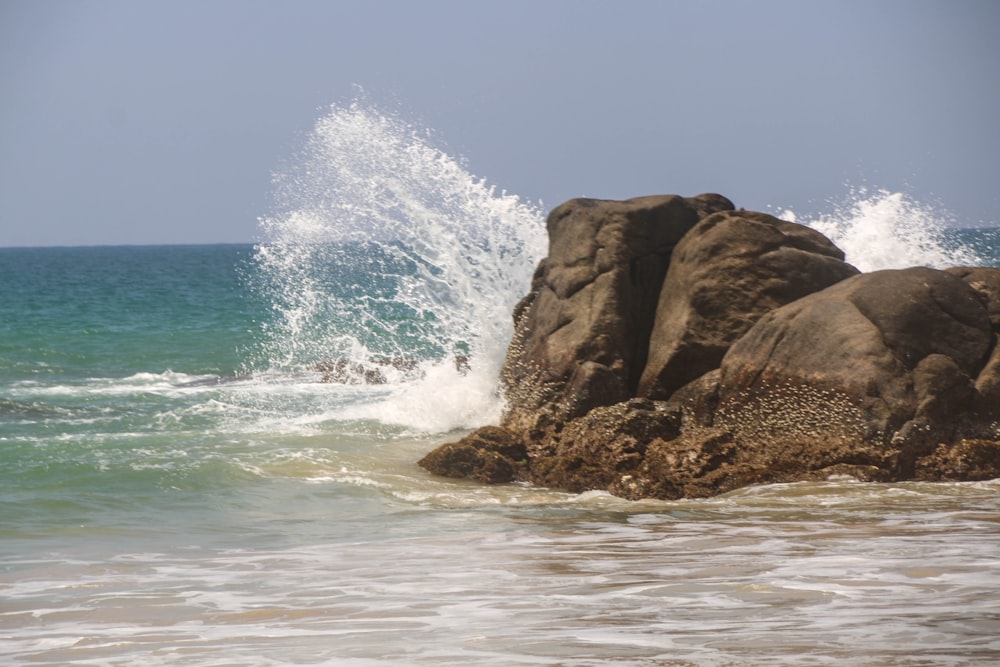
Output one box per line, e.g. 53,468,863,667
334,360,504,433
783,187,981,272
246,98,546,434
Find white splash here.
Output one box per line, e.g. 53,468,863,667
782,187,980,272
247,100,546,432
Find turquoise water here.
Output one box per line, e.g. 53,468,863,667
2,103,999,665
0,245,258,378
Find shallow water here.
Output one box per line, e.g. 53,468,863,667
4,455,999,666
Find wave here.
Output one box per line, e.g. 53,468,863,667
245,99,546,432
779,187,985,272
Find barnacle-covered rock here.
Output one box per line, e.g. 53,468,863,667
420,192,1000,499
716,267,995,461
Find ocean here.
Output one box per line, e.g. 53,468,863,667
2,104,1000,666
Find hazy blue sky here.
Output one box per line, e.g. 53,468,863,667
1,0,997,246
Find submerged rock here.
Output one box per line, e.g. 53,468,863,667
419,193,1000,498
313,355,470,384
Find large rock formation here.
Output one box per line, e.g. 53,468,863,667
419,193,1000,498
500,194,735,434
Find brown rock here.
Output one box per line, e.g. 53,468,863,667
527,399,683,493
420,193,1000,501
417,426,526,484
638,210,859,400
501,193,734,432
914,440,1000,481
715,267,994,459
946,267,1000,422
946,267,1000,329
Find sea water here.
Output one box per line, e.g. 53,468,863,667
2,102,999,666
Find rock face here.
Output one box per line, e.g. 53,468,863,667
527,399,683,493
418,426,527,484
714,268,994,446
501,193,735,434
638,210,860,400
946,267,1000,419
419,193,1000,498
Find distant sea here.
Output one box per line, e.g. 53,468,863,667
3,104,999,666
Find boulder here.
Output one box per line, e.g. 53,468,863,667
947,267,1000,329
712,267,995,466
500,193,734,433
638,210,859,400
946,267,1000,421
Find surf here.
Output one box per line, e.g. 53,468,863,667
245,99,547,432
2,102,998,667
780,186,986,271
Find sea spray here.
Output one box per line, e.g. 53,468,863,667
781,187,982,271
247,100,546,432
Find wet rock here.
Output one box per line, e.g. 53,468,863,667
418,426,526,484
314,358,388,384
313,356,457,384
914,439,1000,481
526,399,683,493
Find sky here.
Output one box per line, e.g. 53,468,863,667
1,0,998,247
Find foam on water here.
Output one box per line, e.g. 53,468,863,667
5,478,999,666
247,99,546,433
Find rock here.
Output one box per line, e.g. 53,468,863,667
914,439,1000,481
417,426,526,484
527,399,683,493
313,358,388,384
609,428,742,500
420,192,1000,500
713,267,995,467
501,193,734,433
946,267,1000,422
313,355,470,384
947,267,1000,329
607,401,898,501
638,210,859,400
313,356,425,384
